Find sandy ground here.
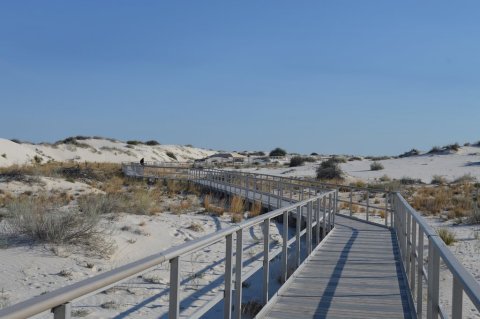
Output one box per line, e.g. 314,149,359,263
240,146,480,183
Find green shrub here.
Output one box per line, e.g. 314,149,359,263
166,151,177,160
269,147,287,157
126,140,143,145
145,140,160,146
370,161,384,171
316,158,343,180
289,156,305,167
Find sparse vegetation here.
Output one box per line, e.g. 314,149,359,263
437,228,456,245
1,153,6,159
249,201,262,218
72,309,90,317
126,140,143,145
399,149,420,158
370,161,384,171
230,195,245,214
187,222,204,232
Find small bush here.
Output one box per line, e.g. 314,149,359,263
126,140,143,145
166,151,177,160
445,143,460,152
231,213,243,223
316,158,343,180
310,152,319,156
399,149,420,158
145,140,160,146
453,174,476,184
468,204,480,224
1,153,6,159
33,155,43,164
187,222,204,232
370,161,384,171
428,146,442,154
437,228,456,245
289,156,306,167
249,201,262,218
400,177,422,185
379,175,391,182
431,175,447,185
269,147,287,157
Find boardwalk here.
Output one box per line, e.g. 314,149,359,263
259,215,414,319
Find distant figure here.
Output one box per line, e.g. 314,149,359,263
140,158,144,166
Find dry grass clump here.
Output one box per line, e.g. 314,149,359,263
5,197,114,255
437,228,456,246
71,309,90,317
249,201,262,218
187,222,204,232
231,213,243,223
468,204,480,224
431,175,447,185
230,195,245,214
203,194,225,216
169,199,193,214
411,183,474,218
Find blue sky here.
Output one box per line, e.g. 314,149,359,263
1,1,479,155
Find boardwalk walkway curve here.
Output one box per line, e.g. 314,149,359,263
0,162,479,319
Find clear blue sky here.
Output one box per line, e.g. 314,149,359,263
1,1,479,155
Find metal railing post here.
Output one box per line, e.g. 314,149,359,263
322,197,326,238
281,210,288,283
52,303,71,319
385,193,389,227
427,239,440,319
366,190,370,221
417,228,424,319
349,188,353,216
224,234,233,319
296,206,301,268
315,197,321,245
263,219,270,304
234,229,243,319
452,277,463,319
406,212,411,278
169,257,180,319
410,219,416,293
307,202,312,255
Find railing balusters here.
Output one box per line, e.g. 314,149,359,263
307,202,312,255
411,219,417,294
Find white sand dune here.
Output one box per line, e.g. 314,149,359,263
0,137,217,167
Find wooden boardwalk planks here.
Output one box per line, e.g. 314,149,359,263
259,216,414,319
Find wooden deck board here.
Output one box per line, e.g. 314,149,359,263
260,216,414,319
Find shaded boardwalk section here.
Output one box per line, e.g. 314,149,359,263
260,215,414,319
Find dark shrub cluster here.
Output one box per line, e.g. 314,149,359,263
145,140,160,146
316,158,344,180
370,161,384,171
269,147,287,157
166,151,177,160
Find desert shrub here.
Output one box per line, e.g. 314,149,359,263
370,161,384,171
1,153,6,159
10,139,21,144
187,222,204,232
348,156,362,161
379,175,391,182
366,156,390,161
445,143,460,152
453,174,476,184
468,204,480,224
310,152,319,156
126,140,143,145
78,194,118,215
428,146,442,154
6,197,113,254
289,156,305,167
437,228,456,245
166,151,177,160
399,149,420,158
231,213,243,223
145,140,160,146
269,148,287,157
431,175,447,185
316,158,343,180
400,177,422,185
33,155,43,164
464,142,471,146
